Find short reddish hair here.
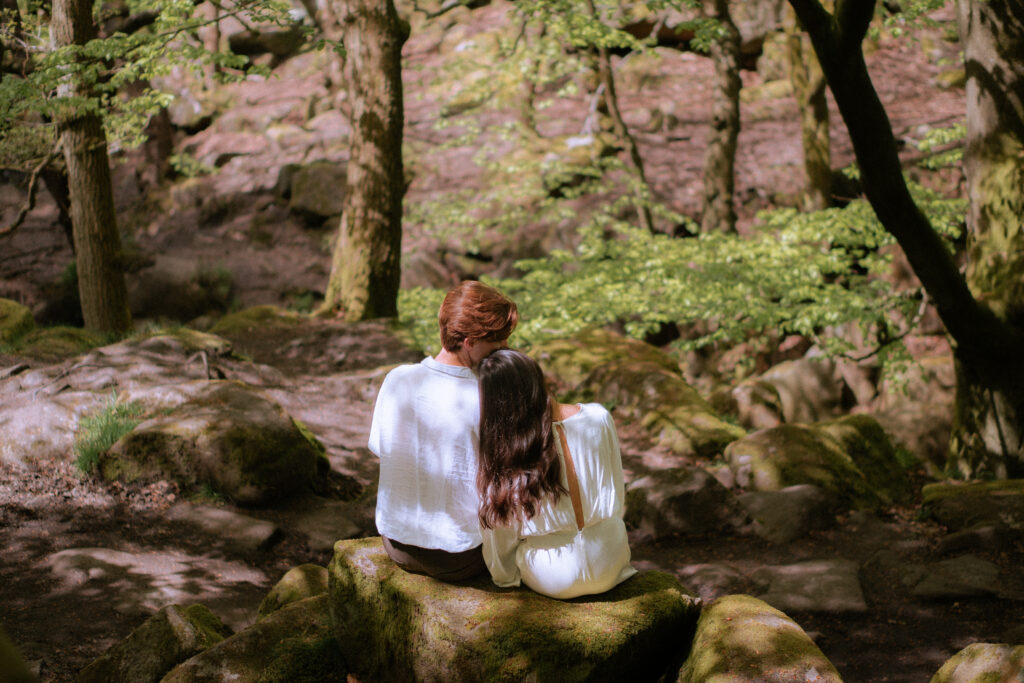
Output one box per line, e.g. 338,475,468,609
438,281,518,352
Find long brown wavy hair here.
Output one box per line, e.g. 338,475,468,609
477,349,565,529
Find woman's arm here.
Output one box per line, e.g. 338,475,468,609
481,525,522,587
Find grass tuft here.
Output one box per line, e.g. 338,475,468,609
73,393,147,474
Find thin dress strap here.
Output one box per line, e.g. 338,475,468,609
553,420,585,531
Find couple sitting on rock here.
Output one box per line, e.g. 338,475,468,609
368,281,636,599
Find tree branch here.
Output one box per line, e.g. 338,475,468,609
0,142,62,237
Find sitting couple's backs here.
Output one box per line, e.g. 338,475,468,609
369,281,636,599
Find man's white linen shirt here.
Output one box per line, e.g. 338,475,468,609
368,356,482,552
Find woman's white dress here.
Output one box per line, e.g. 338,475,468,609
480,403,637,599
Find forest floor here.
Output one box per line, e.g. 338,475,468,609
2,332,1023,683
3,2,1020,681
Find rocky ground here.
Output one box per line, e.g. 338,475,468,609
3,1,1021,681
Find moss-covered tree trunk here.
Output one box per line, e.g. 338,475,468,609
950,0,1024,478
52,0,132,334
699,0,741,234
320,0,406,321
788,0,1024,478
786,12,831,211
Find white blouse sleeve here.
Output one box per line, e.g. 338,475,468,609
481,524,522,588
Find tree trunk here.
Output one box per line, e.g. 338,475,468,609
320,0,405,320
950,0,1024,478
786,11,831,210
583,0,655,233
52,0,132,334
788,0,1024,478
700,0,741,234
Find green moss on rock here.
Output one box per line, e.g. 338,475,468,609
724,424,884,510
531,328,682,390
210,305,304,337
77,603,230,683
588,360,745,459
99,381,323,506
328,537,701,682
678,594,842,682
259,564,329,620
13,326,104,360
818,414,912,505
0,298,34,344
163,595,345,682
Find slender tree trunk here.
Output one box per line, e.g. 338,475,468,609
950,0,1024,478
52,0,131,333
700,0,741,234
786,11,831,210
788,0,1024,478
583,0,654,233
320,0,405,320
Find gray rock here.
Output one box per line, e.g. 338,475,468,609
288,160,347,219
43,547,266,627
76,604,230,683
163,595,344,682
678,594,843,682
328,536,701,682
166,503,281,554
923,479,1024,532
625,466,748,541
910,554,1003,600
753,559,868,613
759,357,848,424
100,381,326,506
931,642,1024,682
737,484,833,544
676,563,747,603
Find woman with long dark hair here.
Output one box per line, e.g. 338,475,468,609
476,349,636,599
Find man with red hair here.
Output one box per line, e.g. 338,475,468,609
368,281,518,580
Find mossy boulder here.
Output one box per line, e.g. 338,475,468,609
210,305,305,337
0,298,34,343
76,603,230,683
287,160,348,219
13,326,105,360
625,466,748,541
709,379,785,431
586,360,746,459
532,327,682,390
163,595,345,682
931,643,1024,682
921,479,1024,532
759,357,849,424
258,564,329,619
99,380,326,506
817,414,912,505
724,422,894,510
327,536,701,682
678,594,842,682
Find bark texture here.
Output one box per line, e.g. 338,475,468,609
786,13,831,210
321,0,406,320
700,0,741,234
951,0,1024,478
52,0,131,333
788,0,1024,478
